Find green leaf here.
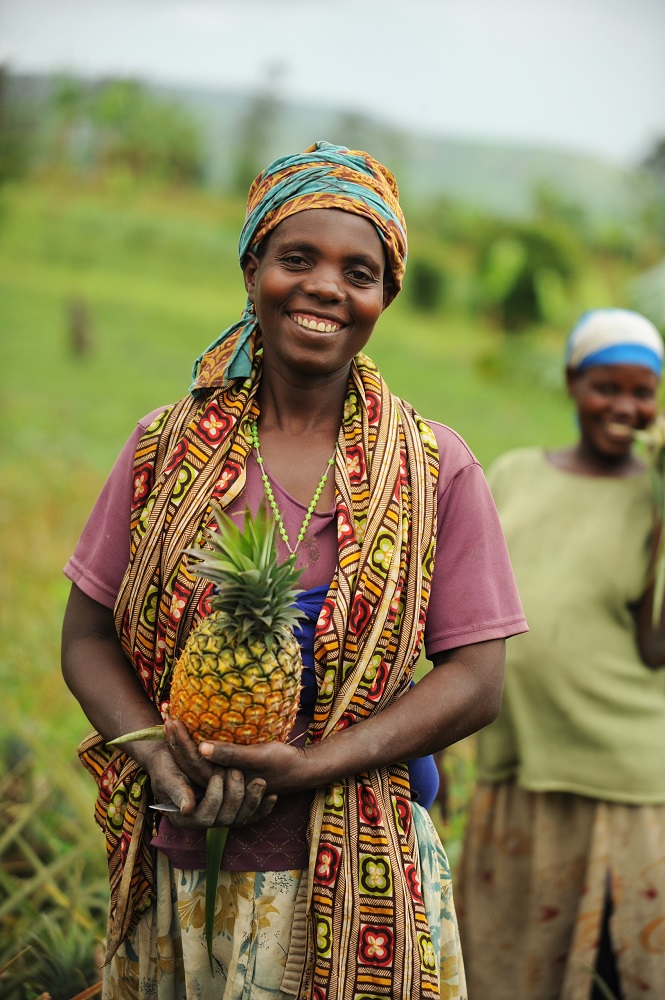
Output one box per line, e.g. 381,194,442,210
205,826,229,974
106,725,165,746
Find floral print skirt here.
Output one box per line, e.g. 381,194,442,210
456,780,665,1000
102,804,466,1000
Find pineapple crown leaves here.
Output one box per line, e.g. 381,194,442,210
185,503,308,638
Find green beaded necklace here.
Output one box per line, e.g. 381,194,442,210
250,420,336,555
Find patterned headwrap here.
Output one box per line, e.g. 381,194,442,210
566,308,664,376
191,140,408,391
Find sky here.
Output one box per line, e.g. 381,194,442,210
2,0,664,167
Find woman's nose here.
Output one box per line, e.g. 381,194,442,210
301,266,344,300
612,394,638,418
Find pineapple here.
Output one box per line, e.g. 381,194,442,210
168,504,306,746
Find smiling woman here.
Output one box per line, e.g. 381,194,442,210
457,309,665,999
60,141,527,1000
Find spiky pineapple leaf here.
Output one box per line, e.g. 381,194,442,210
184,504,307,640
205,825,229,974
107,726,165,746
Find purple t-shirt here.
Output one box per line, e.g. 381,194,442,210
65,407,527,870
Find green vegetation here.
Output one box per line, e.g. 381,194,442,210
0,89,661,988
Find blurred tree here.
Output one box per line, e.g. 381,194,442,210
233,64,284,195
476,218,583,331
639,137,665,246
643,138,665,184
50,73,90,169
91,79,204,184
407,257,447,312
532,180,589,239
0,66,37,185
47,76,205,185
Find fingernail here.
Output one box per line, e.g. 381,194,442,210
199,743,213,756
231,769,242,781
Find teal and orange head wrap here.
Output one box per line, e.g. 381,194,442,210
191,141,407,392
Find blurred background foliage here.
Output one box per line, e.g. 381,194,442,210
1,66,663,995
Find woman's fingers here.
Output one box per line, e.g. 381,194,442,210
213,769,247,826
148,750,198,815
167,770,278,829
164,718,216,787
232,778,277,826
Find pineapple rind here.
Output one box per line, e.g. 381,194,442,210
169,612,304,744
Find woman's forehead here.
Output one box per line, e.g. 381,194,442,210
579,363,660,385
265,208,384,254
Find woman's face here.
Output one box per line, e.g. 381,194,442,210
566,363,659,459
242,208,390,381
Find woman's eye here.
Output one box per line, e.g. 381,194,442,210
348,269,375,284
282,254,308,267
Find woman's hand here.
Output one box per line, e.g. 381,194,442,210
196,736,310,797
159,719,278,828
61,585,278,828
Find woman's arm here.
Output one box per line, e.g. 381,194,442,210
635,587,665,668
190,637,505,795
633,520,665,669
61,583,275,826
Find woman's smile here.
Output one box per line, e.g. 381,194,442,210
290,312,344,334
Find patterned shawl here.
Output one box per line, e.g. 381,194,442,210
77,349,440,998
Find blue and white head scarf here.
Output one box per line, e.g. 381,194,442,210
566,308,663,376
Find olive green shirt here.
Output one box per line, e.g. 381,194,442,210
477,447,665,803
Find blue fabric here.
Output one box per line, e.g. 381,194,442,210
576,342,663,375
293,584,329,714
405,749,440,810
292,585,439,810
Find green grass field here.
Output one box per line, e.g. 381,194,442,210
0,175,634,990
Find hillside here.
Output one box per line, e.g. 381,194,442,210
9,72,637,224
161,83,636,221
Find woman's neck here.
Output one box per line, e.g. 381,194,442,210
257,365,349,435
546,443,646,478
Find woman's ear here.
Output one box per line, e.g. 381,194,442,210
242,252,260,303
382,278,397,310
565,366,577,398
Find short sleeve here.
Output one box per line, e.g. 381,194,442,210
63,407,167,608
424,423,527,657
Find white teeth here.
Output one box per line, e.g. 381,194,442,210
294,315,340,333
